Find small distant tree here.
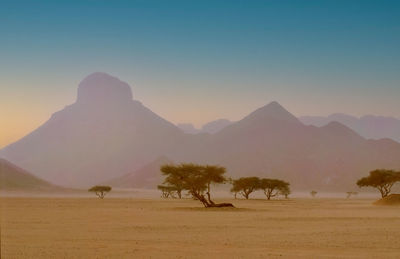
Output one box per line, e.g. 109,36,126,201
346,191,358,199
227,178,238,199
357,169,400,198
159,167,185,198
161,163,234,208
89,186,111,199
310,190,317,197
259,178,290,200
279,184,291,199
157,185,178,198
230,177,260,199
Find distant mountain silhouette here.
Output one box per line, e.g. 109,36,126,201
1,73,400,190
177,119,233,134
0,158,61,191
176,123,202,134
300,114,400,143
202,119,233,134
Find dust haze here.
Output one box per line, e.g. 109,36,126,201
2,1,400,258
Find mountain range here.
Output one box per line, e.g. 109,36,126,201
299,114,400,143
179,114,400,144
1,72,400,190
177,119,233,134
179,115,400,145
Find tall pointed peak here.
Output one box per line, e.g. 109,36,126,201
77,72,133,105
266,100,281,107
242,101,300,124
259,101,289,113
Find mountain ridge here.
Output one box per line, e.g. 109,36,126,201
0,158,62,191
1,73,399,190
300,114,400,143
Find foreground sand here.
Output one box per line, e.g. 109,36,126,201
1,197,399,258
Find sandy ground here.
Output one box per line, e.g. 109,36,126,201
1,197,399,259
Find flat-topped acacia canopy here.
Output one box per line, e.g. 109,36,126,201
88,185,112,199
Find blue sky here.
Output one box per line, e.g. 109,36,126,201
1,0,399,146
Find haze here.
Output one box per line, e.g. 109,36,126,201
2,2,400,258
1,1,400,148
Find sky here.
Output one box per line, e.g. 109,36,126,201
1,0,400,148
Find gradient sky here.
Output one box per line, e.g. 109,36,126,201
1,0,400,148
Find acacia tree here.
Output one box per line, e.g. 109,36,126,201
310,190,317,197
229,178,238,199
346,191,358,199
88,185,111,199
279,183,291,199
259,178,290,200
160,163,234,208
230,177,260,199
357,169,400,198
158,168,185,199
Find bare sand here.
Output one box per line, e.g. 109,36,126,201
1,197,399,258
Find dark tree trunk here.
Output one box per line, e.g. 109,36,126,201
378,187,389,198
264,189,277,200
192,191,234,208
96,191,105,199
161,191,170,198
206,184,215,204
208,202,235,208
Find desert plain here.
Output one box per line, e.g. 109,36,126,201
1,195,399,259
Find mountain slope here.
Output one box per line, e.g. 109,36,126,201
177,119,233,134
201,119,233,134
300,114,400,143
0,158,60,191
0,73,185,187
176,123,202,134
105,156,173,188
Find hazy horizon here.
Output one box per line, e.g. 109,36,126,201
1,72,400,148
1,1,400,148
2,2,400,258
